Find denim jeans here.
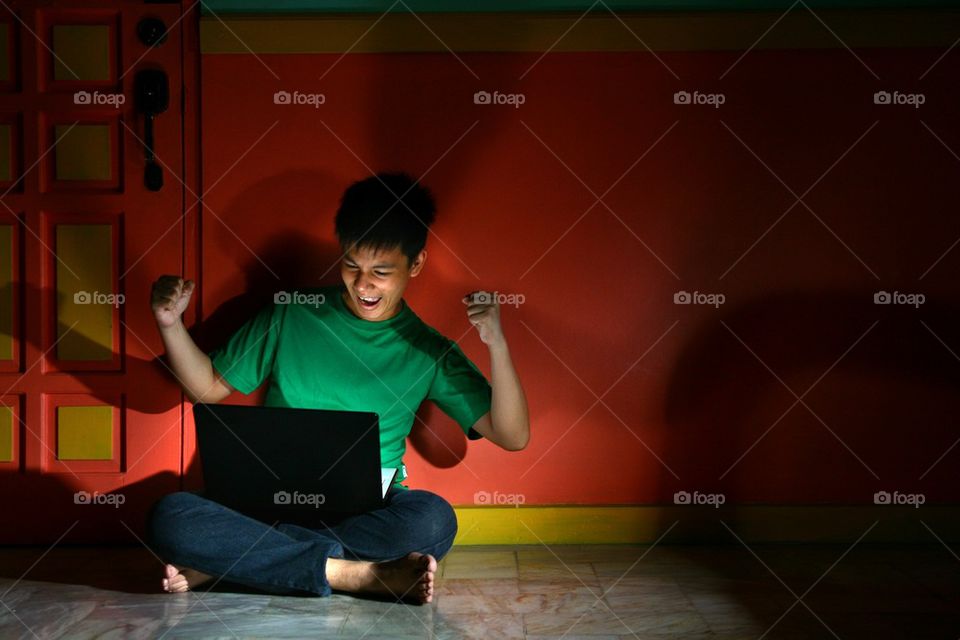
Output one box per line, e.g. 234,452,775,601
146,486,458,596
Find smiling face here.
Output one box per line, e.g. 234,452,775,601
340,244,426,321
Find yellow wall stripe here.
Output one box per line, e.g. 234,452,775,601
201,10,960,53
56,224,114,361
453,505,960,544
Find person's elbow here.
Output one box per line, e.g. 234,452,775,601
499,424,530,452
185,374,234,405
501,438,528,452
184,387,213,405
471,412,529,451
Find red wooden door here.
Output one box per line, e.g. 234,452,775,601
0,2,192,543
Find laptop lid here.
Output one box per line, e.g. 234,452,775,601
193,403,396,524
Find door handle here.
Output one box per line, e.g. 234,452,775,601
134,68,169,192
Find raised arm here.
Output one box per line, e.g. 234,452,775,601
151,275,234,404
463,291,530,451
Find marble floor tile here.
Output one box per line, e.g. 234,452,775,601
516,578,604,597
432,612,526,639
435,577,519,596
592,558,720,580
602,583,695,613
516,544,647,564
0,597,98,639
696,601,836,639
681,581,797,610
338,596,438,636
518,560,598,583
158,611,350,639
524,607,713,636
263,592,354,615
438,586,600,616
0,544,956,638
441,549,518,579
524,636,622,640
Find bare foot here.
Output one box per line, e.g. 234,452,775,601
327,552,437,604
161,563,213,593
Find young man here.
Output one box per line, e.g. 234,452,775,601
146,173,529,604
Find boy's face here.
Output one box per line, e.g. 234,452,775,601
340,244,425,322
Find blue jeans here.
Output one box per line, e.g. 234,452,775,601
146,486,458,596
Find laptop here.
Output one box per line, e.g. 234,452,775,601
194,403,398,526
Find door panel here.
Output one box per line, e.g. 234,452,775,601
0,2,188,543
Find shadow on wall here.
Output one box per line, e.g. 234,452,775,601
660,290,959,505
0,222,473,544
0,467,180,563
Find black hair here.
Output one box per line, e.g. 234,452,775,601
334,172,436,266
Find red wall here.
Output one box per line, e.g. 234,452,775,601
197,47,960,506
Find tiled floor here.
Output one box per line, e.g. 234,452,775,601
0,544,958,639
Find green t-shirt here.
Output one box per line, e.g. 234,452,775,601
207,284,492,490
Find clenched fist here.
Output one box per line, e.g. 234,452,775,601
463,290,504,347
151,276,195,329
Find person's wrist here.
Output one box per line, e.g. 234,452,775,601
157,316,185,334
487,335,509,352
